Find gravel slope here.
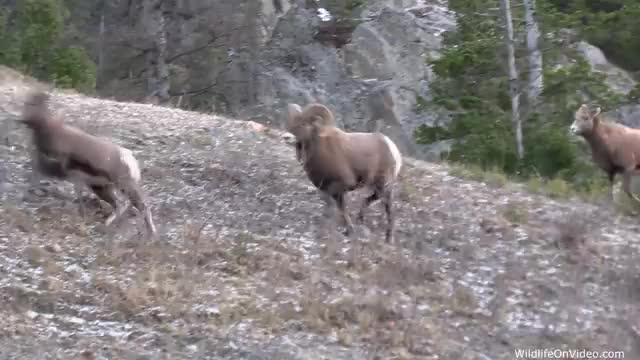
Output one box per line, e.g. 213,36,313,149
1,79,639,359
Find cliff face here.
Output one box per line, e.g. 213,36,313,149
230,0,456,158
49,0,457,158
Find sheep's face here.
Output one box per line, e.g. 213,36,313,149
22,92,51,129
570,104,601,136
286,103,314,141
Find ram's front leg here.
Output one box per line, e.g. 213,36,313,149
333,192,354,236
67,169,111,220
622,169,640,204
71,181,87,219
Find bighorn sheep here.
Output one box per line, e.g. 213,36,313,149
570,103,640,203
21,91,157,236
286,102,403,243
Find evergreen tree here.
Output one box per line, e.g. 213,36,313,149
415,0,628,189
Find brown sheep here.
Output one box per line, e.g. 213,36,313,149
286,102,403,243
20,91,157,237
570,103,640,203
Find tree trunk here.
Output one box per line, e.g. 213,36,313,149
524,0,543,107
500,0,524,159
96,3,105,89
142,0,170,105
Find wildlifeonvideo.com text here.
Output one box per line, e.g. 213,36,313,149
514,348,624,359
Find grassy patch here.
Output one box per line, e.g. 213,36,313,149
447,162,617,207
502,201,528,224
192,133,213,147
524,176,575,199
399,179,419,202
553,213,596,264
613,193,640,216
448,164,508,188
543,178,573,199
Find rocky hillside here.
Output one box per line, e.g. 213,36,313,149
2,71,640,359
3,0,457,158
4,0,639,162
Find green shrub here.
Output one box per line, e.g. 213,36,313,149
50,46,96,91
414,0,627,190
14,0,65,75
543,0,640,71
0,8,20,65
0,0,95,93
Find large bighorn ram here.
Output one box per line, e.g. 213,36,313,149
21,91,157,237
570,103,640,203
286,102,403,243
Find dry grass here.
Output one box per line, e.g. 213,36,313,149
448,164,508,188
13,218,454,357
3,78,640,359
502,201,528,224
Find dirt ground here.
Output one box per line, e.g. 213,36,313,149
1,79,640,359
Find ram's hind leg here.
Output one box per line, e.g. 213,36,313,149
607,171,616,203
90,184,124,226
380,186,396,244
91,184,118,209
622,169,640,204
357,189,380,224
121,181,157,237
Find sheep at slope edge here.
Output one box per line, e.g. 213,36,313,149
20,90,157,237
286,102,403,243
570,103,640,203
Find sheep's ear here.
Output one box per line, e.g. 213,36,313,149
578,103,590,114
287,104,302,130
592,107,601,117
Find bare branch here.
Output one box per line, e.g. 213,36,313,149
169,81,219,97
166,35,218,64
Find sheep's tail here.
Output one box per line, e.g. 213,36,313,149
382,135,403,179
118,147,142,183
302,103,335,127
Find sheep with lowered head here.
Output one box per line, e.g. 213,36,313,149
570,103,640,203
20,90,157,237
286,102,403,243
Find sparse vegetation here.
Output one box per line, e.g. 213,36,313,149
448,163,509,188
502,201,528,224
448,162,640,216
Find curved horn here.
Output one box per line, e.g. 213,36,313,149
302,103,335,127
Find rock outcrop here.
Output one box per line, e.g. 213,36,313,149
575,41,637,96
89,0,456,158
230,0,456,158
